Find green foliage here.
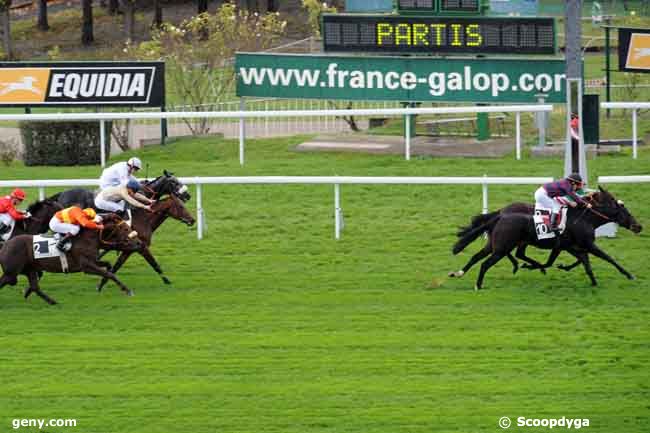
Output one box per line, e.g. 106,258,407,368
302,0,337,37
20,121,111,166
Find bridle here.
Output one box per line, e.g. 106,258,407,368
99,220,134,246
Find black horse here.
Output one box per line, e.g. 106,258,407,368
49,170,191,210
450,187,642,290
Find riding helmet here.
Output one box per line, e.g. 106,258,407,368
127,157,143,170
10,188,26,200
567,173,583,184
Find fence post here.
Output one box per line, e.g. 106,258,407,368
239,98,246,166
99,119,106,168
632,109,638,160
516,112,521,160
334,183,341,240
405,114,411,161
196,182,203,240
482,174,488,214
38,187,45,201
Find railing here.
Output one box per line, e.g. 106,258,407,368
0,176,553,240
598,175,650,183
600,102,650,160
0,104,553,167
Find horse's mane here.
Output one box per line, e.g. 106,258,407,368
26,199,60,214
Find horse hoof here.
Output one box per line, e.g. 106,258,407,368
162,276,171,285
628,274,636,280
512,267,519,275
448,270,464,278
96,285,104,292
126,290,135,297
540,268,547,275
474,284,480,291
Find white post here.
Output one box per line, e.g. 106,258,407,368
264,100,269,137
482,174,488,214
99,119,106,168
515,112,521,160
38,187,45,201
632,109,638,159
196,182,203,240
334,183,341,240
405,114,411,161
239,98,245,166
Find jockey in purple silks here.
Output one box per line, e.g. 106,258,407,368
534,173,592,235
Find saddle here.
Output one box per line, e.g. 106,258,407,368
533,206,568,240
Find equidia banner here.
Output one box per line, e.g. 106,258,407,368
0,61,164,107
236,53,566,103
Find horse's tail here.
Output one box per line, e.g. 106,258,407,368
456,210,500,238
452,214,500,255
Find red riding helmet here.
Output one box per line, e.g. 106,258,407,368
10,188,26,201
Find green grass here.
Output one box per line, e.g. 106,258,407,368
0,136,649,432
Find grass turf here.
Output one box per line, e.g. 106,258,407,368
0,136,649,432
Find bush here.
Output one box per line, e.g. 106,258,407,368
0,137,18,166
20,121,111,166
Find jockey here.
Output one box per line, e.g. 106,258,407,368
94,179,153,218
49,207,104,251
0,188,30,235
534,173,592,235
99,157,143,190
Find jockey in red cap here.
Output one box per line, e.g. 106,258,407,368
0,188,30,236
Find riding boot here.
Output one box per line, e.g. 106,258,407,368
550,213,562,245
0,222,9,235
56,233,75,252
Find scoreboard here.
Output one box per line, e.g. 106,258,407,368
398,0,483,14
322,14,556,55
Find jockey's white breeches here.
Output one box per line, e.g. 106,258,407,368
534,186,562,214
0,213,14,226
49,216,80,235
94,195,125,213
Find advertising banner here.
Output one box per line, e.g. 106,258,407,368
0,61,164,107
618,28,650,73
236,53,566,103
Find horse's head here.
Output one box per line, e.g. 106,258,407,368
24,199,63,234
593,186,643,234
100,218,142,250
145,170,191,202
152,195,195,226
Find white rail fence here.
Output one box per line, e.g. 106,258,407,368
598,175,650,184
0,104,553,167
600,102,650,160
0,176,552,240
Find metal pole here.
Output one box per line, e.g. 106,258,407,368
334,183,341,240
605,23,611,119
405,114,411,161
516,112,521,160
38,187,45,201
99,119,106,168
632,109,638,159
239,98,245,166
196,182,203,240
482,175,488,214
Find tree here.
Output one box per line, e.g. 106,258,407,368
197,0,208,14
152,0,162,29
108,0,119,15
37,0,48,31
0,0,12,59
81,0,93,45
124,3,287,135
121,0,135,42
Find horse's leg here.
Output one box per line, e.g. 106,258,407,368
564,249,597,286
25,271,57,305
557,260,582,272
449,242,493,278
97,249,112,260
81,259,135,296
516,245,547,274
0,273,16,290
96,251,133,292
586,244,635,280
507,253,519,275
475,252,507,291
139,246,172,285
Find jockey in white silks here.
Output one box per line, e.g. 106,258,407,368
99,157,142,190
95,179,153,215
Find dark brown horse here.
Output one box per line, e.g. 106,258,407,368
0,216,141,305
96,195,195,291
449,188,642,290
0,199,63,244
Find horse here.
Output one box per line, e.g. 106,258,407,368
449,187,642,290
49,170,191,209
0,216,141,305
0,199,63,246
95,194,195,291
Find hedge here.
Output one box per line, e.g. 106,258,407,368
20,121,111,166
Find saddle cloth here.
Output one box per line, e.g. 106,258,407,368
32,235,69,272
533,206,568,240
0,220,15,242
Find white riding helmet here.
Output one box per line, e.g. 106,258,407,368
127,157,142,170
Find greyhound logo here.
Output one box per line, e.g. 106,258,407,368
633,47,650,60
626,33,650,70
0,76,42,96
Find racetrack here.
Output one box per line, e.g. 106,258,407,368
0,136,648,432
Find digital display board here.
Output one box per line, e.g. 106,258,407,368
397,0,481,13
322,14,556,55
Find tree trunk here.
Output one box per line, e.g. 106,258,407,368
81,0,93,45
197,0,208,14
122,0,135,42
37,0,48,31
1,7,12,59
152,0,162,28
246,0,259,12
108,0,119,15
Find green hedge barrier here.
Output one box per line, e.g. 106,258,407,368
20,121,111,166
